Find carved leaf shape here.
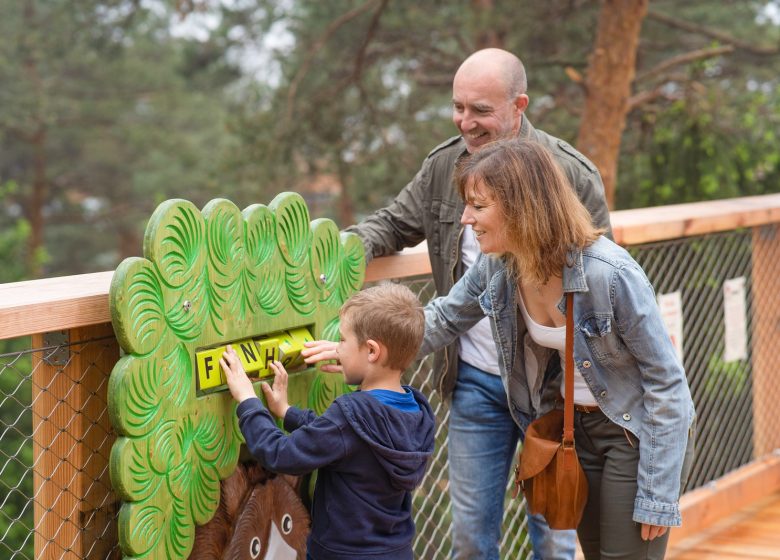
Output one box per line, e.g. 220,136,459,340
150,420,181,475
123,502,165,557
310,218,341,304
270,192,311,267
204,199,246,321
168,416,221,525
108,355,164,438
255,253,287,316
321,317,340,343
110,257,166,356
308,372,353,416
215,411,242,476
164,272,208,342
159,342,192,408
145,199,206,289
163,492,195,559
110,436,164,502
188,460,221,526
243,204,277,270
285,267,315,316
339,232,366,305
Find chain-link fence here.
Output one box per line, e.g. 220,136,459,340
2,229,780,559
0,326,120,560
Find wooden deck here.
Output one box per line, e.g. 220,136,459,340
668,491,780,559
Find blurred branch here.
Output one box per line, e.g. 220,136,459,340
352,0,388,83
647,10,780,55
636,45,734,83
284,0,380,126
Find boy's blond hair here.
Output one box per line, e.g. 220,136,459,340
339,283,425,371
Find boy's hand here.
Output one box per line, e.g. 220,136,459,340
301,340,342,373
261,361,290,419
220,345,257,403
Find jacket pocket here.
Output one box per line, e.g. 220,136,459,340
579,314,624,363
430,198,458,255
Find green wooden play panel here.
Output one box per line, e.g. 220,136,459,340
108,193,365,559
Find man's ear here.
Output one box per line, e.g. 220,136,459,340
514,93,529,115
365,339,383,364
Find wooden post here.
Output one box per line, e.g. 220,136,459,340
750,225,780,457
32,323,119,559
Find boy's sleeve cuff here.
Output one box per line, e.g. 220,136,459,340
236,397,264,418
283,406,305,431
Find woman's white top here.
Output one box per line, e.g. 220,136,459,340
517,292,598,406
457,225,501,375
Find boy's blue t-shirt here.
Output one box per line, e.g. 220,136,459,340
366,388,420,412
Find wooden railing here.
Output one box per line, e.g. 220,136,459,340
3,193,780,557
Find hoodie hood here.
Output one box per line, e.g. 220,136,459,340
334,386,435,491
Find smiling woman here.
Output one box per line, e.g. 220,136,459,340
421,138,696,560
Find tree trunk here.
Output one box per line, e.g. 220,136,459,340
576,0,648,209
23,0,47,278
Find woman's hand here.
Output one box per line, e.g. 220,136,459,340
301,340,342,373
261,361,290,419
640,523,668,541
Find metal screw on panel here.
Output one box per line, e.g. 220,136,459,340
183,300,192,312
319,274,327,284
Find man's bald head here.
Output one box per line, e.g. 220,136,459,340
456,48,527,100
451,49,529,152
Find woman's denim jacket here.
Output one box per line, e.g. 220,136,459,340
420,236,695,527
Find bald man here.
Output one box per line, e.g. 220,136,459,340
347,49,611,560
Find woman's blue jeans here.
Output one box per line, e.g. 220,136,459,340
448,360,577,560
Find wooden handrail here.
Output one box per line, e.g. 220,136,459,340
3,193,780,340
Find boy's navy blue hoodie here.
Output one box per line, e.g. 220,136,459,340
236,386,435,560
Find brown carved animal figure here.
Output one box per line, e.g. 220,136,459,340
189,463,310,560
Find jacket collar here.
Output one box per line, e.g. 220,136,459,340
518,115,536,141
563,247,588,293
557,247,589,314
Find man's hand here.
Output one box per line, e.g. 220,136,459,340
220,345,257,403
301,340,341,373
261,361,291,419
640,523,668,541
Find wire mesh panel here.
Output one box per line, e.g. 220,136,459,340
629,230,769,491
0,326,120,560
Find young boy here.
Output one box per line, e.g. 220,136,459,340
220,283,435,560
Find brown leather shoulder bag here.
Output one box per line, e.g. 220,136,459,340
513,293,588,530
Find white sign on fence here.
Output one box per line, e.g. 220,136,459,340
723,277,748,363
657,291,684,362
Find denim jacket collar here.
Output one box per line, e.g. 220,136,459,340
557,247,589,314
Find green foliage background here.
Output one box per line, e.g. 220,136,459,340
1,1,779,280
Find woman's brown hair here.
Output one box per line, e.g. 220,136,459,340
455,139,603,285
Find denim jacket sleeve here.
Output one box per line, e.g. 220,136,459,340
612,262,693,526
418,255,488,358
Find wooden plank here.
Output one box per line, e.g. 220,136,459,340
749,225,780,456
6,194,780,339
611,193,780,245
364,242,431,283
0,271,114,339
32,324,119,559
669,455,780,548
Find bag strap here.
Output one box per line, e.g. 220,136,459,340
563,292,574,446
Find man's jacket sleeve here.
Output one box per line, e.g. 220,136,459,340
344,160,431,262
